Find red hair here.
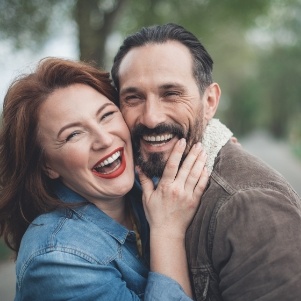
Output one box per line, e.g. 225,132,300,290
0,58,118,254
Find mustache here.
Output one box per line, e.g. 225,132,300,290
131,123,185,139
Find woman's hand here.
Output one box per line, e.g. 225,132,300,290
137,138,208,238
137,138,208,298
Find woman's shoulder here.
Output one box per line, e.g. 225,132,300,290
17,207,122,268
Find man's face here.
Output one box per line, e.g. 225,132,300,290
118,41,207,178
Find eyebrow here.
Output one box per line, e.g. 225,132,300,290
120,82,185,96
119,86,139,97
159,83,185,91
57,102,115,137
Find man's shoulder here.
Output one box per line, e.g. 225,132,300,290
212,141,294,194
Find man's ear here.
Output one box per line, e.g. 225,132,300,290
44,164,60,180
203,83,220,121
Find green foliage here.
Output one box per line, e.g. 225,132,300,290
0,0,300,144
118,0,272,40
0,0,72,49
218,78,262,137
258,46,301,137
289,114,301,160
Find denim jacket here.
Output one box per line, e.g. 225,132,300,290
186,141,301,301
15,182,192,301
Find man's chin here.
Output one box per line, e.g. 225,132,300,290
137,152,166,178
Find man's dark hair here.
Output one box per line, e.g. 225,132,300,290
111,23,214,95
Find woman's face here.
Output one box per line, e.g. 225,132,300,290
38,83,134,208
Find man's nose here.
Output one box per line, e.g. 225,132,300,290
140,99,166,129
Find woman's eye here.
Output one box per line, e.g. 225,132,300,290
66,131,80,142
101,111,115,120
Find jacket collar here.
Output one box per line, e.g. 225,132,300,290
53,181,130,244
201,119,233,174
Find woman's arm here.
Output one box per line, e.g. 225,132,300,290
16,251,143,301
137,138,208,297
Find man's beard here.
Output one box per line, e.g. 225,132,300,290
132,113,204,178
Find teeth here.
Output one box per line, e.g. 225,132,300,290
144,134,173,142
98,151,120,167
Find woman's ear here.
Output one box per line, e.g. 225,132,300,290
203,83,221,121
43,164,60,179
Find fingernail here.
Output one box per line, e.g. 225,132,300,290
194,142,202,150
201,149,207,157
178,138,186,146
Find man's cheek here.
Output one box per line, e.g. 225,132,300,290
120,109,135,129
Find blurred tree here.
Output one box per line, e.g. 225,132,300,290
75,0,128,68
0,0,272,67
0,0,128,68
215,0,301,138
1,0,300,143
238,0,301,138
0,0,66,48
259,45,301,138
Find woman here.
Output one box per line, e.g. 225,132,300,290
0,58,208,300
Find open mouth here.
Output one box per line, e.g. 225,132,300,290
92,147,126,179
142,133,174,146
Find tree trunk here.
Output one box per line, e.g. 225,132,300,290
75,0,128,68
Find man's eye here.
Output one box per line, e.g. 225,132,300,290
122,95,142,106
164,91,180,97
126,95,139,100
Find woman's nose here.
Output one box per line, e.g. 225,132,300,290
91,128,114,150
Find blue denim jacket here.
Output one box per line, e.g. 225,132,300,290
15,182,192,300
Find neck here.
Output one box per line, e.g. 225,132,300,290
93,196,130,227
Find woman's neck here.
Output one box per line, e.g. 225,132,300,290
93,196,132,229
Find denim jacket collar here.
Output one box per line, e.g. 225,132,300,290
53,181,130,245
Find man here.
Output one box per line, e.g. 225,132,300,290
111,23,301,300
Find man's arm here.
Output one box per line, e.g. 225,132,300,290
212,188,301,301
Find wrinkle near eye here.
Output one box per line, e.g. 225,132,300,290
52,139,66,149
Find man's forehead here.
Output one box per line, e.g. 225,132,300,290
119,41,192,70
118,41,194,87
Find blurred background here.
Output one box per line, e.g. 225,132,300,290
0,0,301,299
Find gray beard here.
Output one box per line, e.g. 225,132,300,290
134,114,204,179
135,151,166,178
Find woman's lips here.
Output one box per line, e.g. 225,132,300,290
92,147,126,179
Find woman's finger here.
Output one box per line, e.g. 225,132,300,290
183,149,207,191
136,166,154,201
174,142,203,186
193,166,209,200
159,138,186,185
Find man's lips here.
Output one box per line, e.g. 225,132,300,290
143,133,174,142
92,147,126,179
141,133,176,148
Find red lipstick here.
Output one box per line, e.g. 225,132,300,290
92,147,126,179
